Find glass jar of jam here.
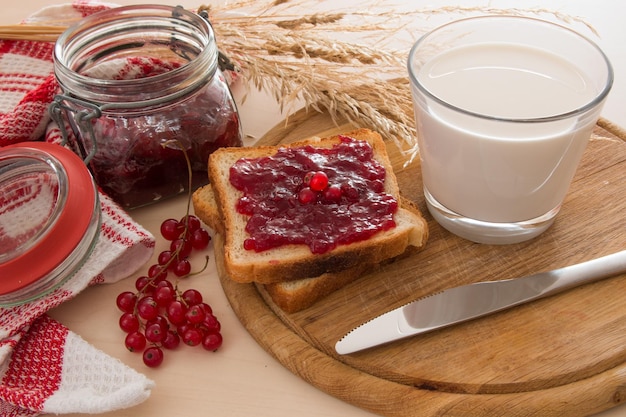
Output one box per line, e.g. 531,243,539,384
51,5,242,209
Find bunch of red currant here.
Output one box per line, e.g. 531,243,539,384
115,214,222,368
298,170,344,204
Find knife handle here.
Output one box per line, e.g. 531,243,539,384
545,249,626,296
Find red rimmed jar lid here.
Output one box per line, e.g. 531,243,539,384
0,142,100,306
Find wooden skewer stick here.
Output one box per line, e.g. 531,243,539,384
0,25,68,42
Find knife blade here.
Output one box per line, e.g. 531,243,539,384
335,250,626,355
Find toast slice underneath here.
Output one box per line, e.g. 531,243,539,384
193,184,423,313
206,128,428,284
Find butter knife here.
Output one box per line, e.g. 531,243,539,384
335,250,626,355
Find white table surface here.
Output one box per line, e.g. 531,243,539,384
4,1,626,416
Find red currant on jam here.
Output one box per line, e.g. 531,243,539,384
115,213,222,368
297,170,345,206
298,187,317,205
323,184,343,202
309,171,329,191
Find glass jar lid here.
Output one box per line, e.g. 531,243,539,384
0,142,100,306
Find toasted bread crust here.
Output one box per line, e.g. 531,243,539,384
260,265,372,313
204,128,428,284
192,185,224,235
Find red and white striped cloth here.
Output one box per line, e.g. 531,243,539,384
0,2,157,416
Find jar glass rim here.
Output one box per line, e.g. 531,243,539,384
53,5,218,105
407,15,614,123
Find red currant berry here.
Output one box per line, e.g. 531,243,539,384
202,313,221,333
119,312,140,333
298,187,316,205
198,302,212,315
154,286,176,307
185,304,206,324
157,250,173,266
176,323,192,337
170,238,193,259
162,330,181,350
160,218,183,241
341,182,360,201
167,300,188,325
137,296,159,320
125,331,146,352
135,276,152,293
145,322,167,343
143,346,164,368
181,289,203,306
323,184,343,202
146,315,169,334
148,264,168,280
303,171,314,186
182,327,203,346
116,291,137,313
190,228,211,250
309,171,328,191
173,259,191,277
202,332,223,351
155,279,174,290
180,214,201,233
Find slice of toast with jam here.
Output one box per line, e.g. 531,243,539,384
197,128,428,286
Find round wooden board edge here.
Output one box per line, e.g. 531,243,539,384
217,109,626,416
217,246,626,417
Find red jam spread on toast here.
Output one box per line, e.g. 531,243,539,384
229,136,398,254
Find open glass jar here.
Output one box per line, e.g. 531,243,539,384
51,5,243,209
0,142,100,306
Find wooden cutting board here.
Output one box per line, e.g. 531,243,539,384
215,109,626,417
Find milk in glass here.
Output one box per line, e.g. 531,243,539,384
415,43,598,223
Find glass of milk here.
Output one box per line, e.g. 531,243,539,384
408,16,613,244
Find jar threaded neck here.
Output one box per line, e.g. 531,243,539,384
53,5,218,108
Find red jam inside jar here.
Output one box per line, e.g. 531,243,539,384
229,136,398,254
52,5,243,209
87,70,241,209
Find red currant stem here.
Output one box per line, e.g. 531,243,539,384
194,255,210,275
172,255,210,306
162,139,193,224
